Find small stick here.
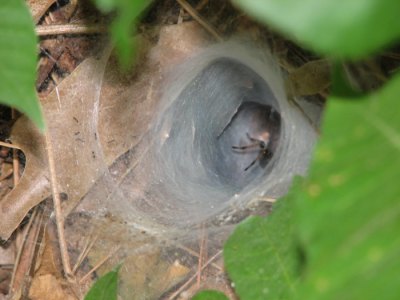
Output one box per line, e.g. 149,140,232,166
176,244,222,271
177,8,185,24
176,0,223,42
197,225,208,288
0,141,21,150
254,197,276,204
40,47,58,63
9,207,40,291
167,250,222,300
195,0,209,11
44,89,73,279
79,246,121,284
11,109,20,189
12,149,19,187
45,129,73,278
36,24,108,36
72,234,98,274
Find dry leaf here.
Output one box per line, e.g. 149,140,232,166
0,20,210,267
9,206,46,296
27,0,56,24
0,46,112,239
286,59,331,96
28,274,76,300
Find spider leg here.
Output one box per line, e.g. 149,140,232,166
244,148,273,171
247,132,270,149
232,143,259,150
246,132,259,143
266,149,273,159
244,157,258,171
244,149,267,171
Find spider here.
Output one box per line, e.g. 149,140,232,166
232,132,273,171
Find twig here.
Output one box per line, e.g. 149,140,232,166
72,234,98,274
177,8,185,24
12,148,19,186
176,244,222,271
197,225,208,288
248,196,276,207
40,47,58,63
9,208,37,290
176,0,223,42
0,141,21,150
10,109,20,187
79,246,121,284
36,24,108,36
167,250,222,300
9,207,44,292
45,128,72,278
195,0,209,11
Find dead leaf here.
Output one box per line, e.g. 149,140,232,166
0,117,50,240
0,45,112,240
28,274,76,300
0,21,211,266
153,260,190,294
27,0,56,24
9,204,50,297
286,59,331,96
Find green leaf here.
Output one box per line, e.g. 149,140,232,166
84,265,121,300
93,0,151,66
294,71,400,299
192,290,229,300
233,0,400,59
0,0,44,130
331,63,363,99
93,0,115,12
224,199,298,299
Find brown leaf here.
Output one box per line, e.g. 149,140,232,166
0,46,112,240
286,59,331,96
9,206,47,296
0,117,50,240
0,22,210,241
27,0,56,24
28,274,76,300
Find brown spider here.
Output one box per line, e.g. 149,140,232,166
232,132,272,171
